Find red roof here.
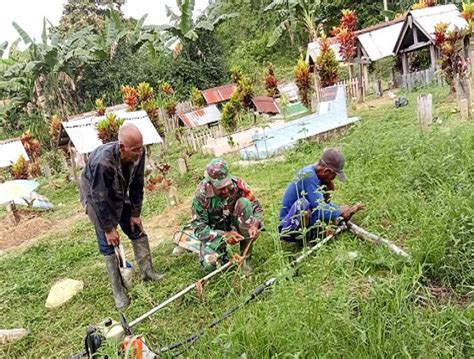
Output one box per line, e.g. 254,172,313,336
201,84,236,105
252,96,280,114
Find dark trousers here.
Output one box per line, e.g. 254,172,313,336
89,203,143,256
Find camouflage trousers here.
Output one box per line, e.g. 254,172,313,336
200,197,255,272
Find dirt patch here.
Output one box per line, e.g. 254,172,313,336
0,207,87,254
146,197,192,248
0,197,191,255
0,214,53,251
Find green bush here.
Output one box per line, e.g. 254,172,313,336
41,150,66,175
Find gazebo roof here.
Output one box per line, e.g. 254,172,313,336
393,4,467,54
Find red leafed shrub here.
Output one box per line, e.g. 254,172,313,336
121,85,138,111
331,9,358,64
294,56,312,109
315,36,339,88
433,22,469,93
263,62,279,97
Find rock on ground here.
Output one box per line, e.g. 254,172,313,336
45,278,84,309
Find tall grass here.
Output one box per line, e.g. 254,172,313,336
0,85,472,357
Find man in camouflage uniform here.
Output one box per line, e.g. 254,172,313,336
191,158,263,272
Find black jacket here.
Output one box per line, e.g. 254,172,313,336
80,141,145,231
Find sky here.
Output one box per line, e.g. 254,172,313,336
0,0,210,48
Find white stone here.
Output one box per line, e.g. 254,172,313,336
0,328,30,344
45,278,84,309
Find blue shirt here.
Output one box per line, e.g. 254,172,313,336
279,165,342,225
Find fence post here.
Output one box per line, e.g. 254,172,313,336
417,94,433,131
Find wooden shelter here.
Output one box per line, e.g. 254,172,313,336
393,4,468,76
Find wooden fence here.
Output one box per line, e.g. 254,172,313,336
316,77,362,102
160,101,194,133
397,68,444,92
178,124,223,151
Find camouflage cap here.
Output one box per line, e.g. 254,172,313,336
206,158,233,189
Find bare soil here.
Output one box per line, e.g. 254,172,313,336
0,197,192,256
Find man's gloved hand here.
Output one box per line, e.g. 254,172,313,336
341,203,365,221
223,231,244,245
105,227,120,246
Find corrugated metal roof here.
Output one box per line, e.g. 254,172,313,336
177,105,221,128
306,38,343,63
277,82,299,103
252,96,280,114
358,21,404,61
62,110,163,154
0,138,30,168
412,4,467,38
201,84,236,105
394,4,467,53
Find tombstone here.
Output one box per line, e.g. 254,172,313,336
417,94,433,131
459,99,469,120
177,157,188,174
166,186,179,206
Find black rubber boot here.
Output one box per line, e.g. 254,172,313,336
131,236,166,281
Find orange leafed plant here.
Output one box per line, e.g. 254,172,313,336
412,0,436,10
315,35,339,88
263,62,279,97
331,9,358,64
49,114,62,142
96,113,125,143
121,85,138,111
433,22,469,93
294,56,312,108
21,131,41,162
95,98,106,116
137,82,155,103
10,155,29,179
160,82,174,96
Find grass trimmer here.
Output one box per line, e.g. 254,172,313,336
69,261,233,358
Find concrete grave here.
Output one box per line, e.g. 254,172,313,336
240,86,360,160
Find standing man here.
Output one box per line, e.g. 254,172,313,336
191,158,263,273
80,123,165,310
279,148,364,244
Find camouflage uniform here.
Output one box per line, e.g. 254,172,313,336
191,159,263,271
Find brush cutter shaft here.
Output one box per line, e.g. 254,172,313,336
129,261,233,328
347,222,411,259
293,224,347,266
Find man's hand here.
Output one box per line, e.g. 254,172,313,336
223,231,244,245
105,227,120,247
248,225,259,239
341,203,365,221
130,216,144,234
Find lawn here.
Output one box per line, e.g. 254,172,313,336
0,85,473,358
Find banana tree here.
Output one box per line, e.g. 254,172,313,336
2,19,98,119
161,0,238,54
266,0,321,47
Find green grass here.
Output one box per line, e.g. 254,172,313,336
1,85,473,358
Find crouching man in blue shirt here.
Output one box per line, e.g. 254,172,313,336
279,148,364,245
